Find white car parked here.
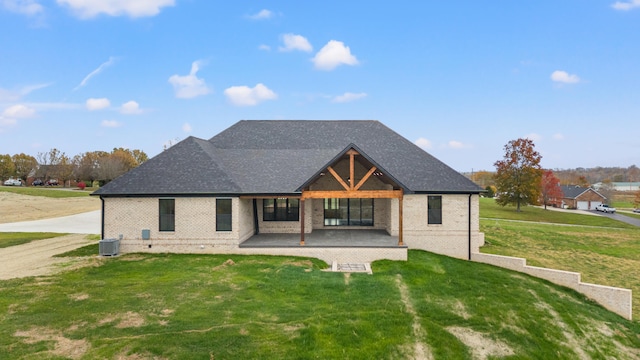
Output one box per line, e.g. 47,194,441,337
3,178,22,186
595,204,616,213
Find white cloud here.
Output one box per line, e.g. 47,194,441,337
415,137,432,150
85,97,110,110
120,100,142,114
312,40,359,71
56,0,175,19
279,33,313,52
258,44,271,51
101,120,121,128
612,0,640,10
168,61,211,99
525,133,542,142
2,0,44,16
447,140,468,149
224,83,277,106
2,104,36,118
550,70,580,84
74,56,116,90
332,92,367,103
182,123,192,133
0,83,51,102
553,133,565,140
247,9,272,20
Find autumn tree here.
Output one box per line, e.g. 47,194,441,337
36,148,65,181
493,138,543,211
540,170,563,210
12,153,37,182
634,190,640,209
0,154,15,181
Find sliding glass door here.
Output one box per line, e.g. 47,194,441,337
324,198,373,226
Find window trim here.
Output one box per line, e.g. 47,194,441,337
428,195,443,225
216,198,233,232
159,198,175,232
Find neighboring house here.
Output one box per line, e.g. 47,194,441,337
560,185,606,210
92,120,484,263
593,182,640,192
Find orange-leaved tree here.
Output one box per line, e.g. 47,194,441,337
540,170,563,210
494,138,543,212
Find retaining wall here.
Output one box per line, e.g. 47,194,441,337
471,253,632,320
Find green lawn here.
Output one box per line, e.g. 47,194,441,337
480,197,640,320
0,187,92,198
1,251,638,359
0,233,68,248
480,197,636,228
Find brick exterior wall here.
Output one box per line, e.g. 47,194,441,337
563,189,605,209
103,192,482,262
397,194,482,260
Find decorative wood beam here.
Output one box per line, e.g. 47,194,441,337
349,151,355,190
398,195,404,246
300,199,305,246
240,195,301,199
301,189,403,200
354,166,377,191
327,166,350,191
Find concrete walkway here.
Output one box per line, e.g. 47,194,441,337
0,210,101,234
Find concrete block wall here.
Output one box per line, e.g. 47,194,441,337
472,253,632,320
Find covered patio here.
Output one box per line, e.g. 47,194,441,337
240,229,403,248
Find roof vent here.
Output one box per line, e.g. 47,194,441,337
99,238,120,256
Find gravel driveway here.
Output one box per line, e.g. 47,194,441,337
0,234,97,280
0,210,101,234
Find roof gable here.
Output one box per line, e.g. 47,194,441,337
95,120,482,196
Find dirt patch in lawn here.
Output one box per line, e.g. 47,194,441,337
15,327,90,359
0,234,99,280
0,191,100,223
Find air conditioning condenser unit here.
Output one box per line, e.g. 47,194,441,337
99,238,120,256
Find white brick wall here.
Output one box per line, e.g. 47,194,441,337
102,186,483,263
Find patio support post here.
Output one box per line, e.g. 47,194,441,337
398,195,404,246
300,199,305,245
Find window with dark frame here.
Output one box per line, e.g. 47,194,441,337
159,199,175,231
263,198,300,221
428,196,442,225
323,198,374,226
216,198,232,231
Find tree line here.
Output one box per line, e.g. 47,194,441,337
0,148,148,187
476,138,640,210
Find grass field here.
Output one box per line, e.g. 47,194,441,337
1,195,639,357
0,233,67,248
479,197,640,320
1,251,638,359
0,186,92,198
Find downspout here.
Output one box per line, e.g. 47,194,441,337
100,196,105,240
468,193,472,261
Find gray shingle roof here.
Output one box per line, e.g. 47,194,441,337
94,120,482,196
560,185,605,200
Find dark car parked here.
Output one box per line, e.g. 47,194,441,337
32,179,44,186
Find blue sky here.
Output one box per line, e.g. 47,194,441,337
1,1,638,172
